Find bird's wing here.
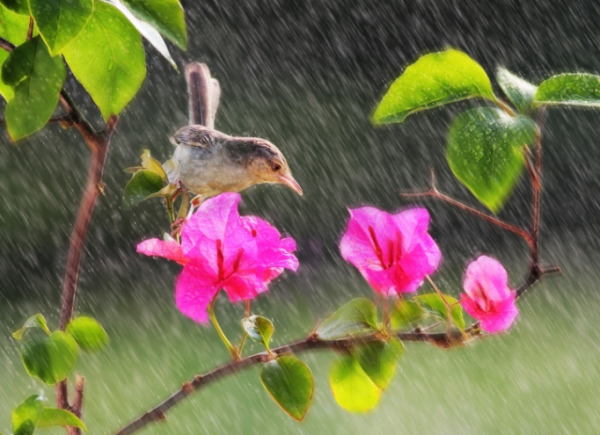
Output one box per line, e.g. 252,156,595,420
171,126,214,149
186,62,212,127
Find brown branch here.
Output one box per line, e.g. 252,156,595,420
400,169,532,247
112,330,455,435
0,35,15,52
68,376,86,435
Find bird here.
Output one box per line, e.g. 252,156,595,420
164,63,302,202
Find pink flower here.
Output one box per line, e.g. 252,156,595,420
137,193,299,323
339,206,441,296
460,256,518,333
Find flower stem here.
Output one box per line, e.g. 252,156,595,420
208,295,239,360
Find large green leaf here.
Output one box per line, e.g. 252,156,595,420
13,313,51,340
390,300,425,331
329,355,381,412
373,49,496,124
534,73,600,108
2,36,65,140
103,0,176,68
414,293,465,330
62,1,146,120
260,355,314,421
121,0,186,49
12,395,44,435
316,298,378,340
496,68,537,114
21,331,80,385
0,0,28,15
0,4,30,100
30,0,93,55
356,338,404,390
38,408,87,431
446,107,537,212
242,315,274,350
66,316,109,352
123,169,164,208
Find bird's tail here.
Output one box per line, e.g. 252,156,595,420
185,62,220,129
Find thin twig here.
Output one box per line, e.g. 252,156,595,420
69,376,86,435
26,17,34,41
400,169,532,246
112,329,457,435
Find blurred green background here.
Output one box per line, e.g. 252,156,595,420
2,0,600,433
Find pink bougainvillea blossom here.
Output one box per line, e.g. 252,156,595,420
137,193,298,323
460,255,518,333
340,206,441,296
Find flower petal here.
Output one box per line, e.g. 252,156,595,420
175,259,219,323
137,238,187,265
464,256,511,301
392,207,431,253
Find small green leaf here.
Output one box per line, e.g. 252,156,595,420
62,1,146,120
373,49,496,124
414,293,465,330
29,0,93,55
316,298,378,340
2,36,66,140
356,338,404,390
0,0,28,15
496,68,537,114
38,408,87,431
123,169,164,208
121,0,186,50
103,0,176,68
12,395,44,435
21,331,80,385
66,316,109,353
329,355,381,413
13,314,51,340
534,73,600,108
0,4,31,100
390,300,425,331
446,107,537,212
260,355,314,421
141,149,168,181
242,315,274,349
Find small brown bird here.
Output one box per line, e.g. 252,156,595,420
164,63,302,201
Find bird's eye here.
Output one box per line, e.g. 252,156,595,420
271,163,281,172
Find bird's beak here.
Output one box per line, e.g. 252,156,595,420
277,174,303,196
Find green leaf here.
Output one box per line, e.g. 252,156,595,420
446,107,537,212
329,355,381,413
2,36,65,140
12,395,44,435
372,49,496,124
242,315,274,350
316,298,378,340
141,149,168,181
414,293,465,330
356,338,404,390
496,68,537,114
62,1,146,120
260,355,314,421
123,169,164,208
38,408,87,431
534,73,600,108
0,4,31,100
121,0,186,50
30,0,93,55
0,0,29,15
66,316,109,352
390,300,424,331
13,314,51,340
102,0,176,68
21,331,80,385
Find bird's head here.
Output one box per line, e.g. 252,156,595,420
226,137,303,196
